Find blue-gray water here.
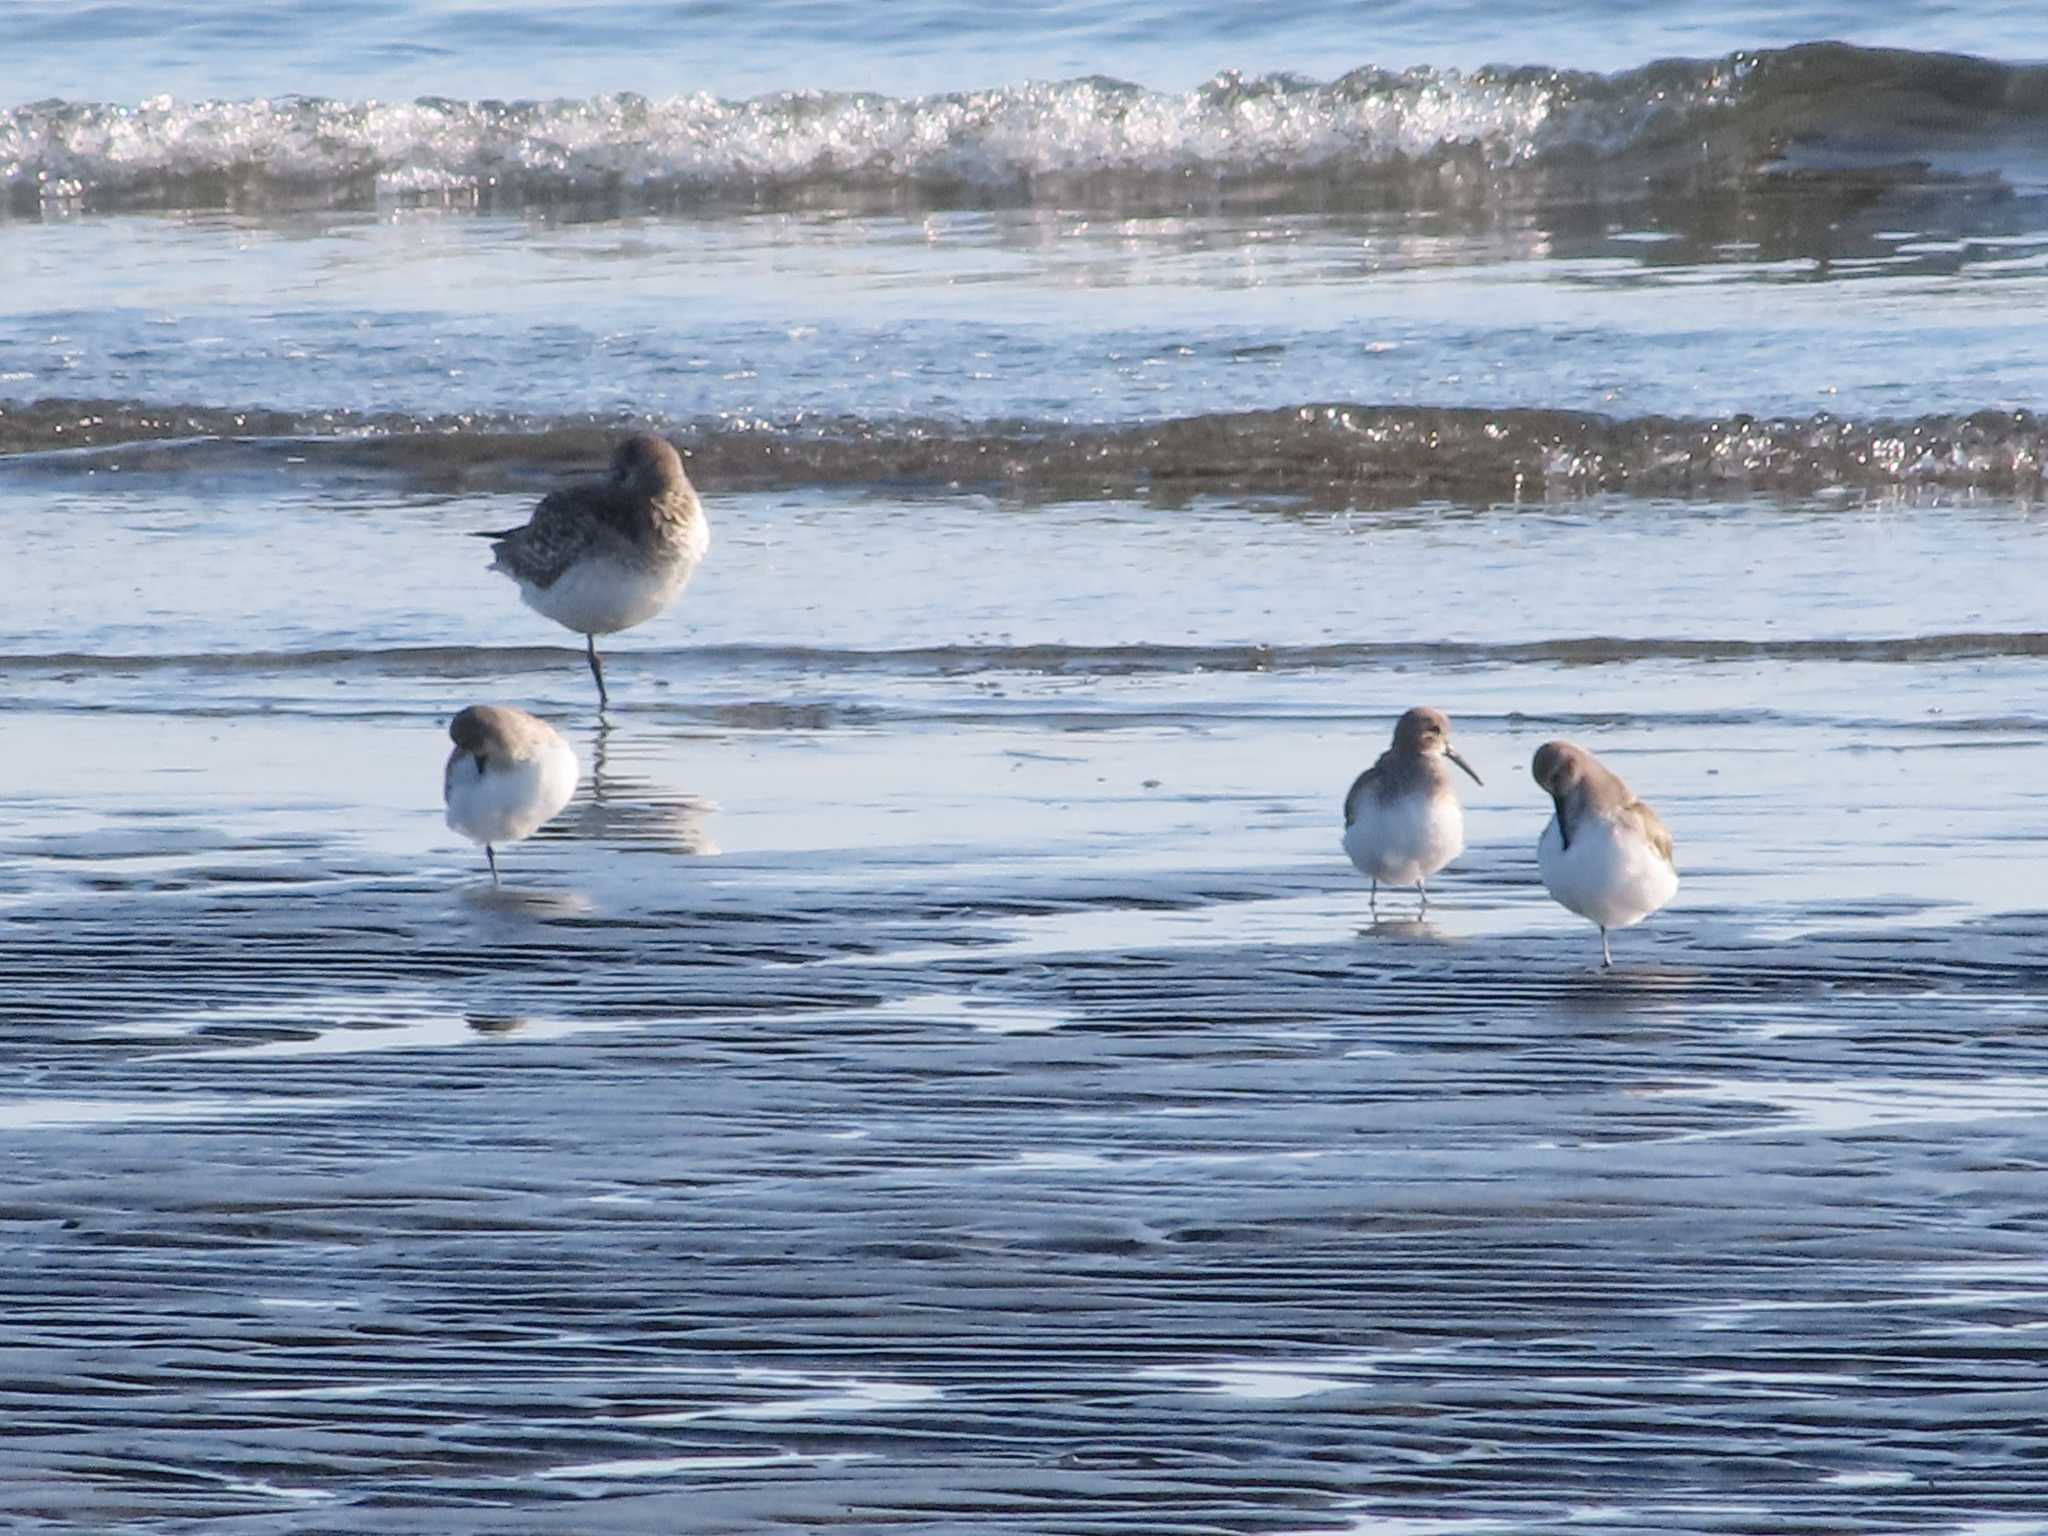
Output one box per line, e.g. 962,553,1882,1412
6,3,2048,1533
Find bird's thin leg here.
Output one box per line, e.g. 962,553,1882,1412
590,713,614,802
1600,927,1612,968
486,845,499,886
1417,877,1429,914
1370,878,1378,915
586,633,609,710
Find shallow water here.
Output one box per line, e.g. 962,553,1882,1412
7,471,2048,1529
11,1,2048,1530
9,0,2048,105
10,194,2048,432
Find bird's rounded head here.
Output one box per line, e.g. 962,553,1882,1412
1392,706,1454,754
1531,739,1596,795
1392,706,1482,785
609,434,689,499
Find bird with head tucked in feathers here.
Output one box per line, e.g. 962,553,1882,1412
443,705,579,884
476,433,710,710
1531,739,1678,967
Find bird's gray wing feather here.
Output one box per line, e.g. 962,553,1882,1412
1342,762,1381,828
487,485,615,590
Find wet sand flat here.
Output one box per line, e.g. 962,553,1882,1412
3,479,2048,1530
4,789,2048,1531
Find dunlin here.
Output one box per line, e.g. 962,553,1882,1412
443,705,580,884
1531,740,1678,966
477,434,710,709
1342,707,1482,912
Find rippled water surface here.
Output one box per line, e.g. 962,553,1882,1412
11,198,2048,428
7,470,2048,1530
9,1,2048,1530
12,0,2048,98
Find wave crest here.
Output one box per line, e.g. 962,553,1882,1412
6,397,2048,504
9,44,2041,213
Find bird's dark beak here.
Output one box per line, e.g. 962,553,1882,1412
1446,747,1482,786
1550,790,1571,850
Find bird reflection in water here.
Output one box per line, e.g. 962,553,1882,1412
554,718,720,856
1358,915,1446,942
1553,962,1699,1017
466,1013,532,1037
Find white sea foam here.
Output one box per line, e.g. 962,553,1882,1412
0,63,1725,207
18,45,2048,212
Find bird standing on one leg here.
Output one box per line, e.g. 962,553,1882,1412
443,705,580,884
476,434,710,710
1342,707,1483,915
1531,740,1678,966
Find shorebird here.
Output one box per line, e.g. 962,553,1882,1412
477,433,710,709
1531,740,1678,966
443,705,580,884
1342,707,1482,913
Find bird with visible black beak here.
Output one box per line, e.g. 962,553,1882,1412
1342,706,1483,913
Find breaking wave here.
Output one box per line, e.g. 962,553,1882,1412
6,397,2048,504
6,43,2048,213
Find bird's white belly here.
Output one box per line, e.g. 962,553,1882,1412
445,740,579,846
521,553,693,637
1537,813,1677,929
1344,791,1464,886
